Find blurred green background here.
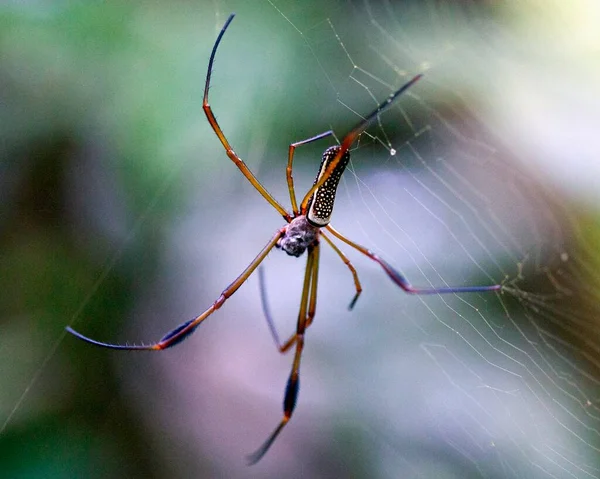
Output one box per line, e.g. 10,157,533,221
1,1,599,478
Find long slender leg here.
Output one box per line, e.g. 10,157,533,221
258,265,283,350
326,225,502,294
203,14,291,222
321,231,362,309
287,131,334,215
300,74,423,214
66,229,285,350
258,239,321,354
247,243,320,464
306,242,320,328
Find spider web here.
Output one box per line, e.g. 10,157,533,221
300,3,599,478
302,3,598,478
1,1,599,478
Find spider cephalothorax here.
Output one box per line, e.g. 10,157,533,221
277,216,319,257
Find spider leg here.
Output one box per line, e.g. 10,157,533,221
258,238,321,354
247,242,320,464
258,265,283,350
66,229,285,351
326,225,501,295
321,231,362,309
299,74,423,215
287,131,334,215
203,13,291,222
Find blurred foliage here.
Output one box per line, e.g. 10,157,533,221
0,3,185,478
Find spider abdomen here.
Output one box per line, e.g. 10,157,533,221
306,145,350,227
278,216,318,257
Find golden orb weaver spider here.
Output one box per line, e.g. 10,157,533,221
66,13,502,464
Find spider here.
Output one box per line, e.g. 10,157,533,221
66,13,502,464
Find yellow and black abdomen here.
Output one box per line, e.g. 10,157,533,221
306,146,351,227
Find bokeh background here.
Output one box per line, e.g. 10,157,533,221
1,1,600,478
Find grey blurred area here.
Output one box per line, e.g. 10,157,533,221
1,1,599,478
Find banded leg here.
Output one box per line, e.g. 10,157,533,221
321,231,362,309
287,131,334,215
258,240,321,354
300,74,423,215
203,13,291,222
326,225,501,294
247,243,320,464
66,229,285,350
277,242,320,353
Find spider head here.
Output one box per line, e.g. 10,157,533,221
277,216,319,257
